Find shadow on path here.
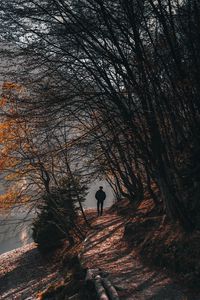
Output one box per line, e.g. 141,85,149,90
82,211,187,300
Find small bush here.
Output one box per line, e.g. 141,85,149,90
32,176,88,252
32,210,66,252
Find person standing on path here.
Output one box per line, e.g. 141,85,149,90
95,186,106,216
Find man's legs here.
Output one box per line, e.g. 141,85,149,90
97,200,100,216
100,200,104,216
97,200,104,216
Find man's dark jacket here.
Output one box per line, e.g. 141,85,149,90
95,190,106,201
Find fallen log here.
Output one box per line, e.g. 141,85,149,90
85,268,100,281
94,275,109,300
102,278,120,300
85,269,120,300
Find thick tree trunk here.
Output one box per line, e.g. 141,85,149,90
157,175,195,231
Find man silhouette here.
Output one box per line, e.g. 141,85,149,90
95,186,106,216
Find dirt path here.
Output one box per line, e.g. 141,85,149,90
0,211,195,300
81,210,189,300
0,243,61,300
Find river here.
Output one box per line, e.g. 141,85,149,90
0,181,114,255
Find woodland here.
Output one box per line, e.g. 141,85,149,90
0,1,200,299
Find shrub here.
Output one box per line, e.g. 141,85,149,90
32,208,66,252
32,176,88,252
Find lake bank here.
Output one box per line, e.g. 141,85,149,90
0,243,62,299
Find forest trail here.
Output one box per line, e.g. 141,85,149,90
81,209,189,300
0,210,196,300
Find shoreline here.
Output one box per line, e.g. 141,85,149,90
0,243,61,300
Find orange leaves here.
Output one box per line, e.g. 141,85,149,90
2,81,23,93
0,190,18,209
0,81,35,209
0,188,31,209
0,96,7,108
0,120,23,172
0,119,15,142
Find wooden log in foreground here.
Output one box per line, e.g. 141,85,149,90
102,278,120,300
85,269,120,300
85,268,100,281
94,275,109,300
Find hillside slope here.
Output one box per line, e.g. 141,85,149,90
80,208,189,299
